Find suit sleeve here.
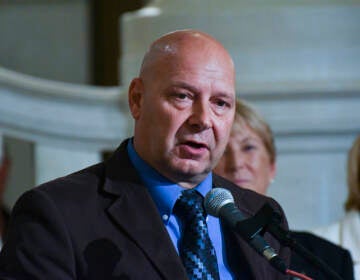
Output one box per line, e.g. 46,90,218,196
341,249,355,280
0,189,76,280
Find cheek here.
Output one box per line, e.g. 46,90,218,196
247,153,266,175
165,111,191,143
215,158,226,172
152,104,176,128
255,156,273,179
214,116,233,138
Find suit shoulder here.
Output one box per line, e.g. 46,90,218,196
290,231,354,279
33,162,106,204
10,161,111,230
291,231,350,256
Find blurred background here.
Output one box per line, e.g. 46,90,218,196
0,0,359,230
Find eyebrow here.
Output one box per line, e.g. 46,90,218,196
239,136,261,143
171,82,235,101
171,81,198,92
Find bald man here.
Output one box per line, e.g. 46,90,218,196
0,30,290,279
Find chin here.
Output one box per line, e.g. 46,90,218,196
178,166,208,177
172,163,210,179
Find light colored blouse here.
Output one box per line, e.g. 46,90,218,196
311,210,360,280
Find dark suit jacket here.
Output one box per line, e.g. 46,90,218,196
290,231,354,280
0,140,290,279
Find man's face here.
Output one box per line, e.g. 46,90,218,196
130,43,235,187
214,124,276,195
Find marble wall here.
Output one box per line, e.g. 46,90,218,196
0,0,91,84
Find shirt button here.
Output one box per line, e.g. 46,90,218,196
162,214,169,221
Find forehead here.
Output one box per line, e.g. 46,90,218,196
231,123,261,141
157,51,235,95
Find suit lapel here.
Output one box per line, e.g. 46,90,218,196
102,141,187,280
222,223,258,279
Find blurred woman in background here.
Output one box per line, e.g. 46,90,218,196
215,100,354,280
312,135,360,279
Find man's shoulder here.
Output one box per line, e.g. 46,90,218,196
34,140,131,200
21,140,137,210
11,161,108,215
37,161,105,196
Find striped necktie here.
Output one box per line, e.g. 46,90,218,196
173,189,220,280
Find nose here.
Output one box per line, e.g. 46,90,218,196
226,151,244,172
187,100,212,131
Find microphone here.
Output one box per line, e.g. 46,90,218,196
204,187,287,274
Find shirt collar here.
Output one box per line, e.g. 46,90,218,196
127,139,213,222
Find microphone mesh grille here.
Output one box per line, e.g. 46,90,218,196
204,188,234,217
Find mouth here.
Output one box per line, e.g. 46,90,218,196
182,140,209,150
177,140,210,158
233,178,251,186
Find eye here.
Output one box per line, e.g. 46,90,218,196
243,144,256,152
215,99,229,108
170,91,192,101
176,93,188,100
211,96,233,114
168,91,193,108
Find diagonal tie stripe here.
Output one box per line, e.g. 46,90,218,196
173,189,220,280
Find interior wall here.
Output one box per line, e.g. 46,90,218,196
2,137,35,210
0,0,91,208
0,0,91,84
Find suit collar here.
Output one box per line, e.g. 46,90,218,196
102,140,141,196
102,140,187,279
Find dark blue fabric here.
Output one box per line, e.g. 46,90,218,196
173,189,220,280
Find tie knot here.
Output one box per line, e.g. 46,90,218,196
173,189,206,222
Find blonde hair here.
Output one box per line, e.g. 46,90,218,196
345,135,360,212
234,100,276,164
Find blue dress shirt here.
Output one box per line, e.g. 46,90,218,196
127,140,233,279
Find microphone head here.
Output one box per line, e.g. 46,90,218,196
204,188,234,217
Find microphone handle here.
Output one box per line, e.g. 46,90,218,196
219,203,287,274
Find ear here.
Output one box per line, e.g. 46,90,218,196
128,78,144,120
269,162,277,183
